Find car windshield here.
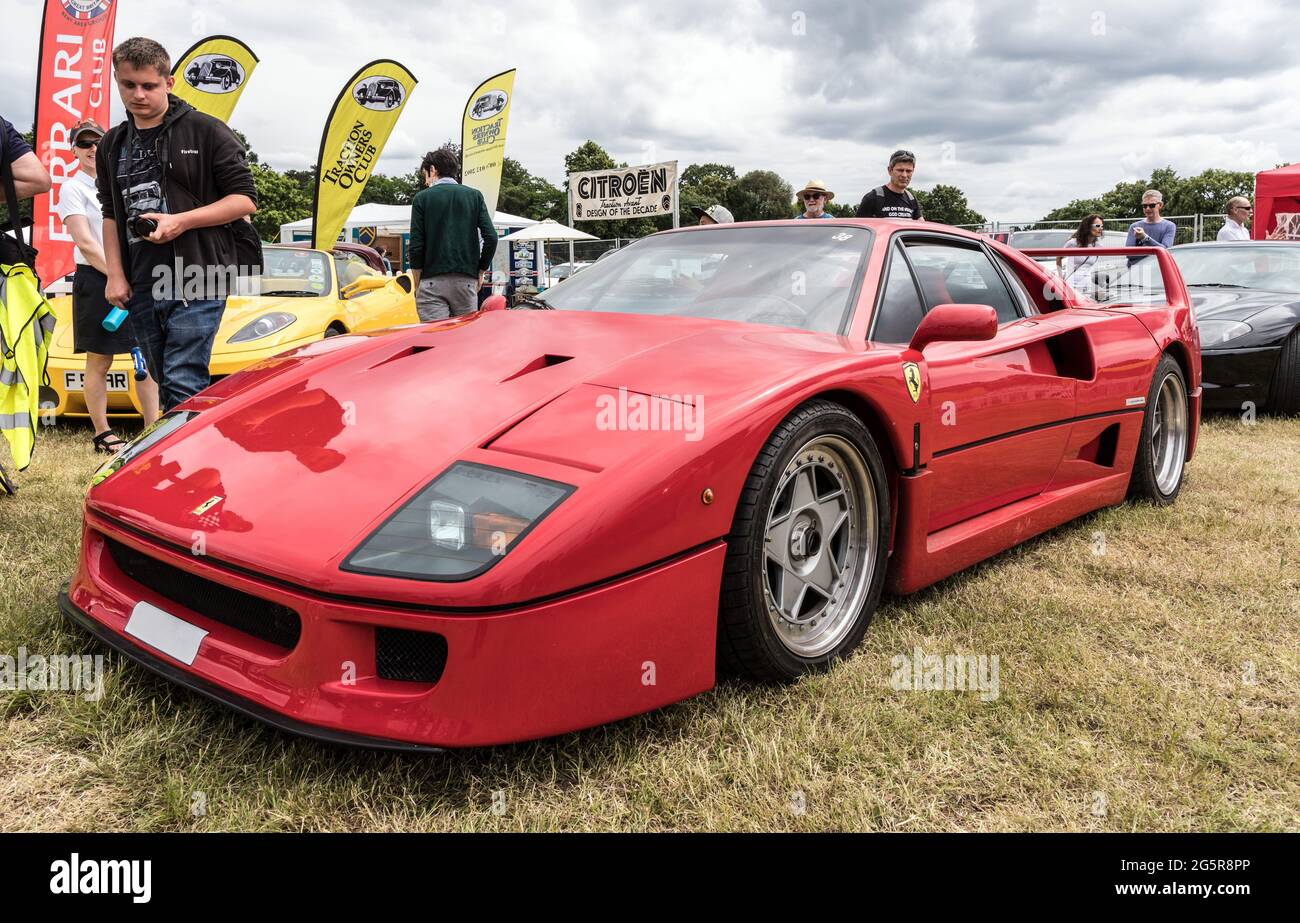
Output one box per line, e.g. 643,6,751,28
253,249,330,297
535,225,872,334
1171,245,1300,295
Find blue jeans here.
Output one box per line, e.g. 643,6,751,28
127,293,225,412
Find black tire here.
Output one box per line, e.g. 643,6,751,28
717,400,891,682
1128,354,1189,504
1266,328,1300,416
323,323,347,338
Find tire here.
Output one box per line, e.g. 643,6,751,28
323,324,346,338
1266,328,1300,416
1128,354,1190,504
717,400,891,682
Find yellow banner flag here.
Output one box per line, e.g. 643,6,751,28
461,69,515,215
312,60,418,250
172,35,259,123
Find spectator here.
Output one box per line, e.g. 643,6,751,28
0,114,50,200
693,204,734,225
1056,213,1105,298
58,118,159,452
1217,197,1253,241
856,150,924,220
98,37,258,412
1125,190,1176,249
409,148,498,321
795,180,834,219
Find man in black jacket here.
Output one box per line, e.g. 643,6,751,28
98,37,257,411
856,150,924,221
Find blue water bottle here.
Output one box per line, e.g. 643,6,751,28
102,306,128,332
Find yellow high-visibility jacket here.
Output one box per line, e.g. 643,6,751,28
0,262,56,471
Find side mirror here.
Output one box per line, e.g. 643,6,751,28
909,303,998,352
481,294,508,312
339,275,389,299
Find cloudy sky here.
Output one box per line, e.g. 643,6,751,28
2,0,1296,220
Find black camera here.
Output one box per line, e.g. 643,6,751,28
130,215,158,238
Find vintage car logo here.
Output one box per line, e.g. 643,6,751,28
183,54,245,94
903,362,922,403
469,89,507,121
192,495,224,516
60,0,113,22
353,76,405,111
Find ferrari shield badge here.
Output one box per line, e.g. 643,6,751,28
192,495,223,516
903,362,922,403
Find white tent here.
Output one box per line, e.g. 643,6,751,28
499,220,598,284
278,203,538,243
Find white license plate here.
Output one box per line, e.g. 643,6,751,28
64,370,130,393
124,601,208,665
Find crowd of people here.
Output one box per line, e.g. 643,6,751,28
0,38,1287,456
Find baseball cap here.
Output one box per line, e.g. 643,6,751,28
71,119,105,142
693,204,735,224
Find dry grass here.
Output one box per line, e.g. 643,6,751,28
1,414,1296,831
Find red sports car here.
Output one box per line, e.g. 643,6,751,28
62,221,1200,750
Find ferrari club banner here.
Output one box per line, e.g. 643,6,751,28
172,35,259,123
32,0,119,287
568,161,678,223
311,59,417,249
460,68,515,215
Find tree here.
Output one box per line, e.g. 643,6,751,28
249,164,311,241
678,162,737,225
231,128,260,165
914,184,985,227
725,170,794,222
498,157,565,221
358,170,421,206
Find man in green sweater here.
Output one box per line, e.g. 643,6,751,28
409,148,498,320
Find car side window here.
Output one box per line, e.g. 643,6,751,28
334,254,372,294
905,241,1021,324
870,242,927,344
991,253,1036,316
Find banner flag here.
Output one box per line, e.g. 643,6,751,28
172,35,259,123
312,60,417,250
460,69,515,215
32,0,119,287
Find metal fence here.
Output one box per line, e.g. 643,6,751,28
966,214,1232,244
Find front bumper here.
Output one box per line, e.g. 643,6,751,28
64,513,723,749
1200,345,1281,411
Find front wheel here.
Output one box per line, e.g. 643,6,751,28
1128,354,1189,504
1266,327,1300,416
718,400,891,682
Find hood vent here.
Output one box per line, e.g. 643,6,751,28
500,354,573,383
368,344,434,370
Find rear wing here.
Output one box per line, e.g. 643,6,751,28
1019,246,1190,310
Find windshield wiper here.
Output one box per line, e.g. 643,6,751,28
260,289,322,297
516,296,553,310
1188,283,1249,289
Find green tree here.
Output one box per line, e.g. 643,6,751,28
914,184,985,226
678,162,737,225
231,128,260,165
249,163,311,241
358,171,421,206
725,170,794,222
499,157,565,221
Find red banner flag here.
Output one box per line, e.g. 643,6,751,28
32,0,118,287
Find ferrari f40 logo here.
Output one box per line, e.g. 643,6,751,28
192,495,223,516
903,362,922,403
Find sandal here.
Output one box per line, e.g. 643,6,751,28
92,430,127,455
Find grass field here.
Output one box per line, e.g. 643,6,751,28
1,414,1296,832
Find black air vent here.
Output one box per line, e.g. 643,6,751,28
376,627,448,684
500,354,573,382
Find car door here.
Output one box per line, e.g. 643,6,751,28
875,234,1087,532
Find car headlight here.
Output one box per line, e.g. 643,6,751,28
343,462,575,581
228,312,297,344
1198,320,1252,346
90,411,198,487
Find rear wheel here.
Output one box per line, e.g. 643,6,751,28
718,400,890,681
1128,354,1189,504
1266,327,1300,416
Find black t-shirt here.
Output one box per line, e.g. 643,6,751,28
1,115,33,172
856,186,923,220
117,122,175,291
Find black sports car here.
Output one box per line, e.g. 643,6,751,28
1170,242,1300,414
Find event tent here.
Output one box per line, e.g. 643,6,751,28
1253,164,1300,240
277,203,537,243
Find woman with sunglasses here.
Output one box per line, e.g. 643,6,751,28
56,119,159,453
1058,213,1106,297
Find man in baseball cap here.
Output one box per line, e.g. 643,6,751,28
796,180,834,219
856,150,924,220
693,203,734,225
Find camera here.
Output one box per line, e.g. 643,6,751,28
130,215,158,238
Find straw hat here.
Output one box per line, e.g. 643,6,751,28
796,179,835,202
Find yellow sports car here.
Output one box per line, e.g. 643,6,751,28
44,244,418,418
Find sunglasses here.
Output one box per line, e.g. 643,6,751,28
1233,205,1253,211
74,138,99,149
803,193,824,200
1141,203,1160,209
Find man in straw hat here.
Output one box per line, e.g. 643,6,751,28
796,180,834,219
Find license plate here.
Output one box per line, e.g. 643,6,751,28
124,601,208,665
64,370,130,393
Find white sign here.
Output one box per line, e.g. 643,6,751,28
568,160,678,223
